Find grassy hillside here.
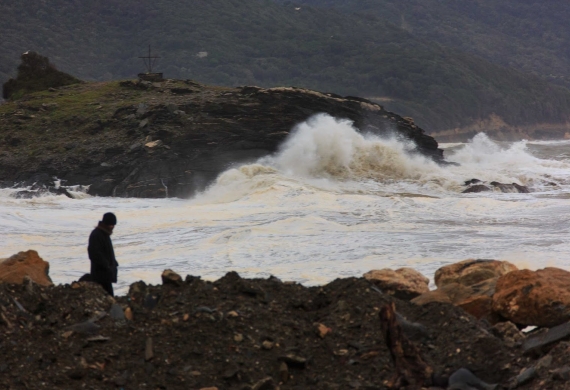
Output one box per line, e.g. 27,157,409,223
2,0,570,134
291,0,570,88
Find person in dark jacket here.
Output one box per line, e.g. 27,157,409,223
88,212,119,296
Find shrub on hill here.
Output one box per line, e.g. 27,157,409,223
2,51,81,100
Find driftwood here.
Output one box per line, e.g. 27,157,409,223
379,302,433,389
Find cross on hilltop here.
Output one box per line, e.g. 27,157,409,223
137,45,164,82
139,45,161,73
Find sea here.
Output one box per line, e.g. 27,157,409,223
2,114,570,294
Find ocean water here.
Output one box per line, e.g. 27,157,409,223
2,114,570,294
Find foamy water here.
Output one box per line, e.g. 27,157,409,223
3,114,570,294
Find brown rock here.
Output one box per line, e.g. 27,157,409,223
161,269,182,286
492,267,570,327
434,259,518,288
124,307,133,321
412,277,500,321
363,267,429,299
457,295,493,320
316,323,332,338
0,250,53,286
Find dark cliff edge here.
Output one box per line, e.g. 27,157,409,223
0,79,443,198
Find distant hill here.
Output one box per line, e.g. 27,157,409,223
2,0,570,138
289,0,570,89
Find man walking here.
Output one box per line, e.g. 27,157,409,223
88,212,119,296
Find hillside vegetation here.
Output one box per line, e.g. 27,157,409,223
294,0,570,88
2,0,570,135
2,52,81,100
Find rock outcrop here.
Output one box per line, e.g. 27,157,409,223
434,259,518,288
492,268,570,327
0,79,443,198
462,180,530,194
2,52,81,100
363,267,429,299
0,250,53,286
412,259,517,321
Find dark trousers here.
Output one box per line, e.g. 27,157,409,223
98,281,114,297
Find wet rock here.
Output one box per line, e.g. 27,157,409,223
493,268,570,327
0,250,53,286
463,184,492,193
12,186,73,199
363,267,429,299
434,259,518,288
490,181,530,193
463,181,530,194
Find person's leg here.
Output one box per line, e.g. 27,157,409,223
99,281,114,297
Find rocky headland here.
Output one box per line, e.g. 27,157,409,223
2,251,570,390
0,78,442,198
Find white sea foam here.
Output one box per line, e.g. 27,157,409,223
3,117,570,294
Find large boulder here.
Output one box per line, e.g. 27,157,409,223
363,267,429,300
412,259,517,321
0,250,53,286
412,279,495,307
434,259,518,288
492,268,570,327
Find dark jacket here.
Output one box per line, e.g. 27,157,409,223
88,222,118,284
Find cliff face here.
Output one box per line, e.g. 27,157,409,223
0,79,443,198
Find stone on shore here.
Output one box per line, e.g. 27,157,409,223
434,259,518,288
412,259,516,321
161,269,183,286
492,268,570,327
363,267,429,299
0,250,53,286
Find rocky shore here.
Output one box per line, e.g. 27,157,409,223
2,251,570,389
0,78,441,199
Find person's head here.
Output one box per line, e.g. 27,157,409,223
102,212,117,231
